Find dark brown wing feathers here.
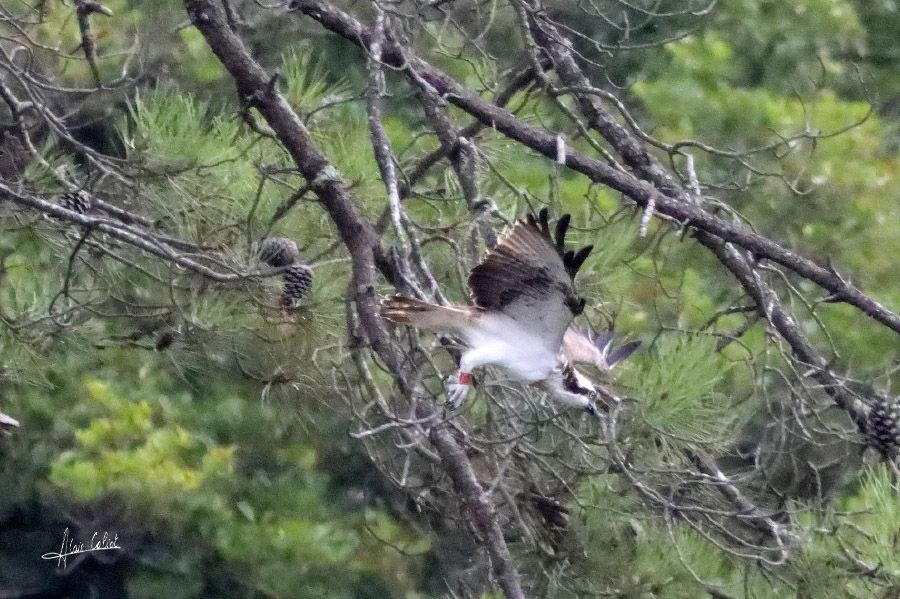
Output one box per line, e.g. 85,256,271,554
467,208,592,314
568,245,593,277
529,208,593,278
554,213,570,255
524,208,593,278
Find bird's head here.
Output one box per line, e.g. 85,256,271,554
560,362,618,417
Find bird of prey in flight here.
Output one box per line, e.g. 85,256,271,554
381,209,638,417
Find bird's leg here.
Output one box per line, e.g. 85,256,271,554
444,371,472,411
445,345,502,411
594,385,621,412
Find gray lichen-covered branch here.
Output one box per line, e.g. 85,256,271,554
184,1,526,596
288,0,900,338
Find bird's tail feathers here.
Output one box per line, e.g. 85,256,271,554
607,339,641,367
380,296,474,332
569,325,641,369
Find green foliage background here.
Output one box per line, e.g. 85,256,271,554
0,0,898,597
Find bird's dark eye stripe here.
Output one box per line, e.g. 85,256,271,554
561,365,593,395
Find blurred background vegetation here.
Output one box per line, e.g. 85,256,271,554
0,0,898,597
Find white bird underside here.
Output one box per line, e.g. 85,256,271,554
443,309,561,384
381,209,627,415
378,297,554,378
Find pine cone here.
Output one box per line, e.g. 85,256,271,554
865,393,900,460
258,237,299,267
59,190,92,214
281,264,313,306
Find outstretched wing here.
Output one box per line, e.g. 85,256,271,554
467,208,592,354
561,325,641,371
380,295,479,333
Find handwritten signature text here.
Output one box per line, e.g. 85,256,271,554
41,527,121,569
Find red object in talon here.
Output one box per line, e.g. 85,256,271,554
458,372,472,385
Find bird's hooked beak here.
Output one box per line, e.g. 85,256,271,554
586,388,620,417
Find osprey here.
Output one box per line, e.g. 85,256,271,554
381,209,638,417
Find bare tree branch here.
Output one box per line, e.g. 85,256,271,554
518,4,873,431
0,182,273,282
399,62,542,200
72,0,114,87
288,0,900,337
184,2,526,596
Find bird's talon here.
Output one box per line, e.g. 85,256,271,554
444,381,470,411
585,403,602,420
